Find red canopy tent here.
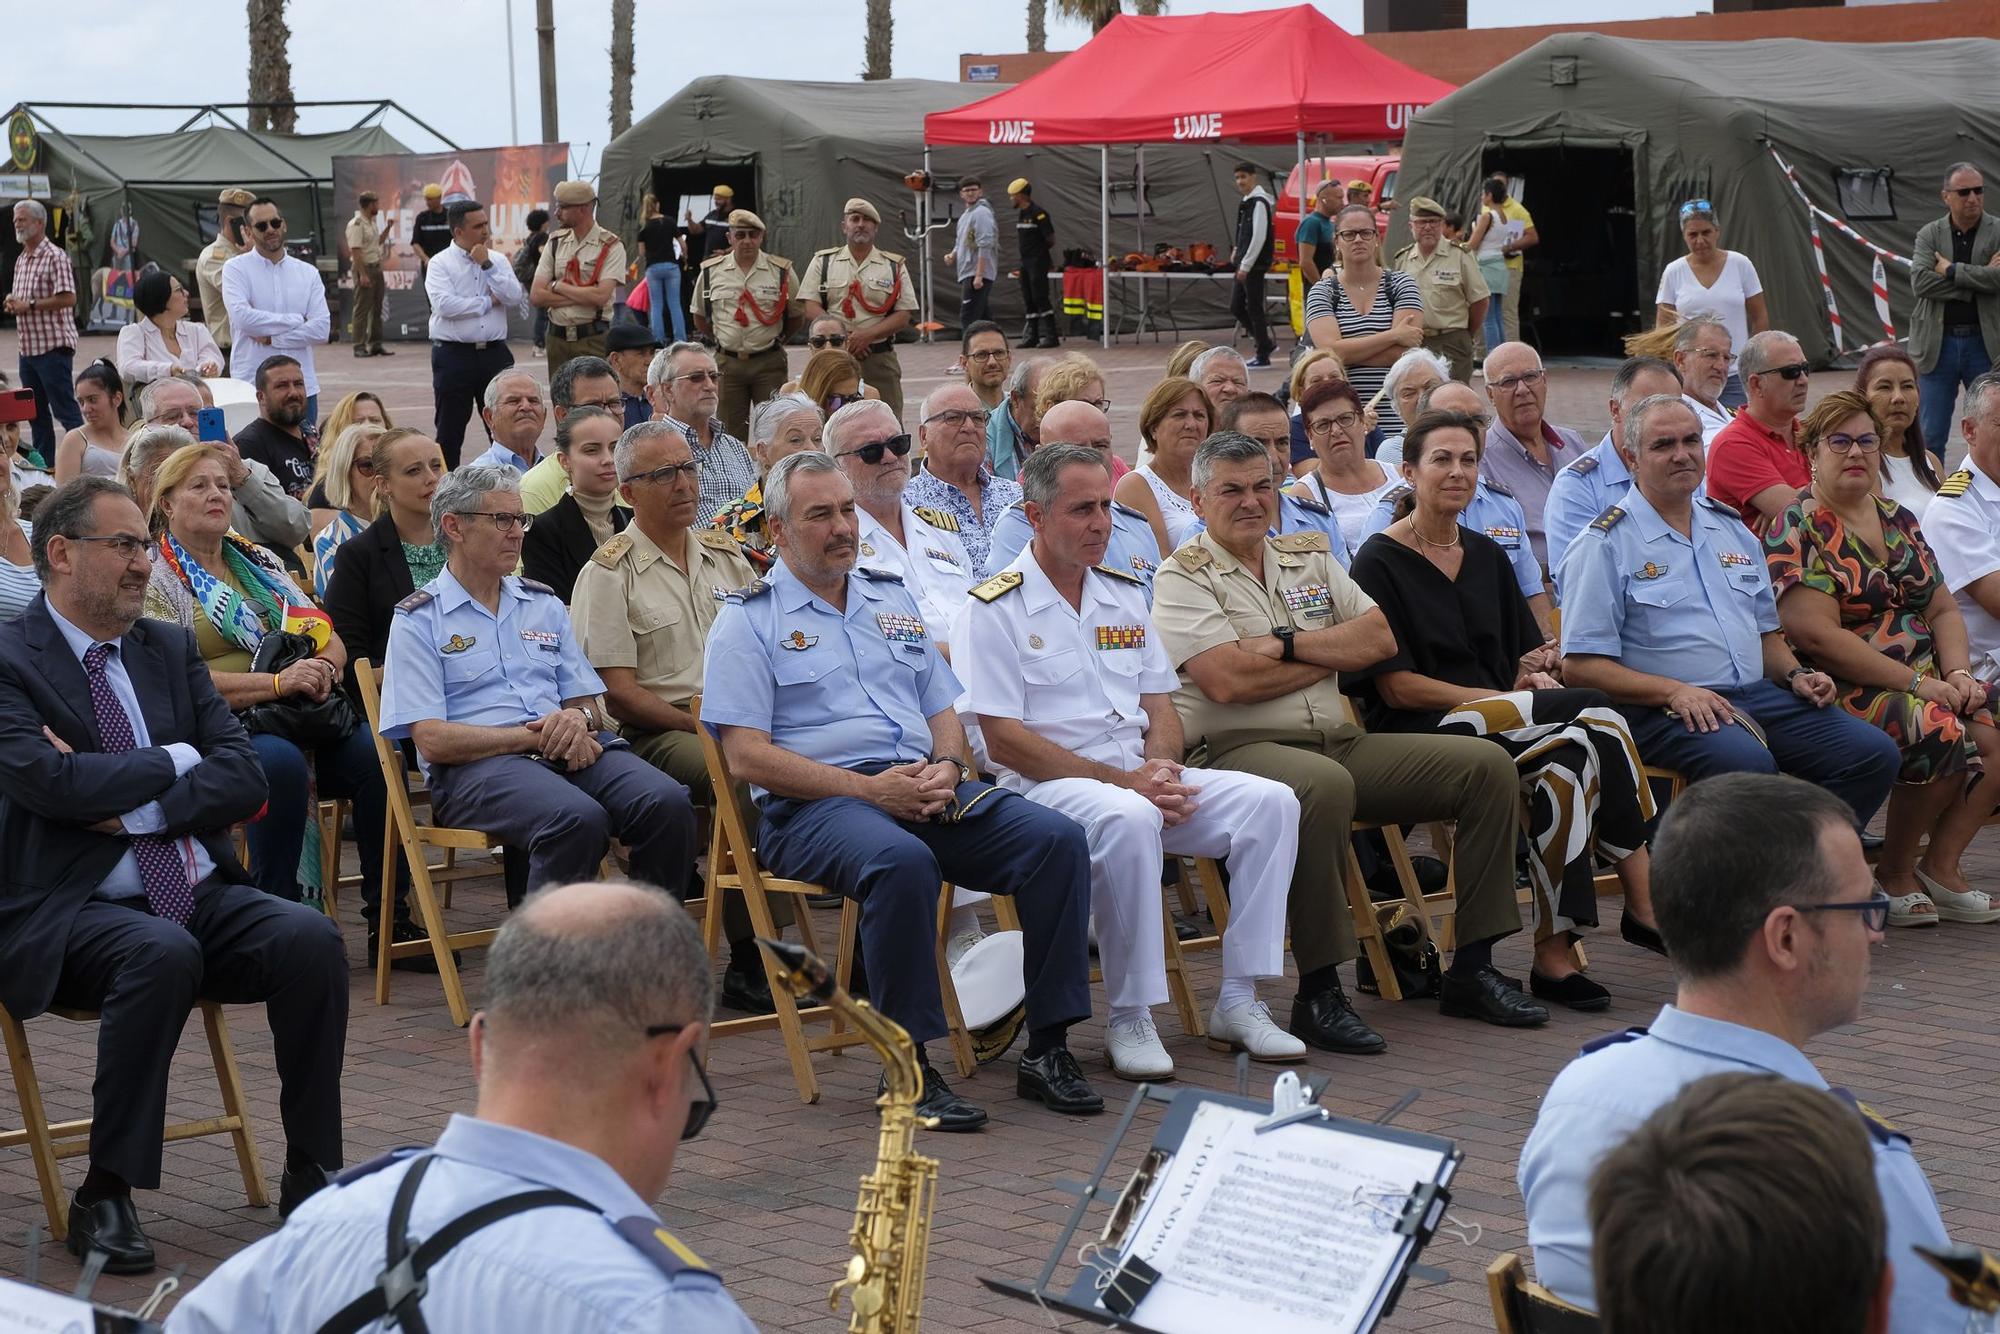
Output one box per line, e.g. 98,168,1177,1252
922,5,1455,344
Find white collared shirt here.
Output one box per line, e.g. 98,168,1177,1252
1924,461,2000,665
220,249,329,393
426,241,526,344
855,501,975,637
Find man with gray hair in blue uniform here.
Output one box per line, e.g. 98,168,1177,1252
166,881,756,1333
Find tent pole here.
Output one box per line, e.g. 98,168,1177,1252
1100,144,1110,350
922,145,934,344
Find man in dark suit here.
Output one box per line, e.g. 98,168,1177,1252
0,476,348,1273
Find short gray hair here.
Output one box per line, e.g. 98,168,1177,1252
1189,345,1248,382
648,340,711,389
1383,347,1451,397
1738,330,1802,380
1672,314,1730,354
431,463,520,550
119,423,194,497
32,476,133,581
919,381,981,425
1965,370,2000,425
1481,340,1543,380
1192,430,1272,490
1004,356,1049,402
808,311,850,332
826,398,899,451
1944,161,1982,190
764,450,843,526
1020,442,1110,509
138,375,201,421
482,367,549,414
483,881,714,1057
750,393,823,448
1622,393,1701,455
553,405,618,455
12,200,46,224
613,419,688,482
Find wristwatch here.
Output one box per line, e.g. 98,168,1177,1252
929,754,974,785
577,703,600,731
1784,665,1810,683
1273,625,1298,662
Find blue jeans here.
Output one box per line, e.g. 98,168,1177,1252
17,347,79,465
645,262,687,344
1920,331,1993,461
1719,371,1747,410
246,726,404,920
305,392,318,430
1481,292,1506,357
532,308,548,349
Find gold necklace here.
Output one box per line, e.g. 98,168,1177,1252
1409,515,1460,550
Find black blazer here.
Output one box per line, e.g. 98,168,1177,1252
324,512,415,686
521,492,630,603
0,597,262,1018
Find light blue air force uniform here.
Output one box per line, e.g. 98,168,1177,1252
1544,433,1709,599
1519,1006,1955,1334
990,498,1164,594
1359,478,1540,598
164,1115,757,1334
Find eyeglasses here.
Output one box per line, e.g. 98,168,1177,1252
354,459,376,477
66,533,154,561
674,369,722,384
1335,228,1376,242
251,218,285,232
1821,432,1882,454
1761,362,1810,382
1307,411,1364,438
458,510,534,532
1679,198,1715,218
1080,397,1113,413
835,434,913,465
1490,369,1546,393
642,1024,718,1140
626,460,700,486
923,408,990,430
1791,888,1891,934
1951,186,1986,198
807,333,848,348
964,349,1009,362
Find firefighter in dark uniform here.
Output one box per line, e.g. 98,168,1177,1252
1009,178,1058,349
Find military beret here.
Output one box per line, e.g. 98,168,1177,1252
843,197,880,223
1407,196,1446,219
1007,178,1031,196
712,184,735,198
423,184,443,199
727,209,766,232
218,187,256,208
552,180,596,206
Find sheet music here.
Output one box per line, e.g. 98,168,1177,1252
1112,1101,1450,1334
0,1275,96,1333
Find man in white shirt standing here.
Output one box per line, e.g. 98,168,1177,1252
221,198,330,427
427,199,526,469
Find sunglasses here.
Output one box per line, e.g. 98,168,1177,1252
1761,362,1810,381
644,1024,717,1140
1679,198,1715,218
807,333,848,348
1791,888,1891,934
1951,186,1986,198
835,434,913,464
251,218,285,232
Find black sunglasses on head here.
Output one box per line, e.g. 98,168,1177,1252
835,434,913,465
644,1023,717,1139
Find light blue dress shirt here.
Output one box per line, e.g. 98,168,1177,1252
700,560,959,799
163,1114,757,1334
1519,1005,1955,1334
472,441,538,473
1556,483,1774,691
379,568,603,751
46,602,211,899
1353,478,1543,597
988,499,1163,594
1544,434,1711,599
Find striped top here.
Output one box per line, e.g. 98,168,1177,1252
0,520,36,621
1303,268,1423,432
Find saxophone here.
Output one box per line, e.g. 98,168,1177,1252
759,938,938,1333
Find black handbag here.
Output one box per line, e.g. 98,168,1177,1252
236,631,360,748
1355,902,1444,1000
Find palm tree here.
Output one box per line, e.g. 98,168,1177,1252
1028,0,1046,52
246,0,297,134
609,0,635,138
863,0,892,80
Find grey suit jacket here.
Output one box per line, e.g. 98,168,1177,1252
1908,212,2000,371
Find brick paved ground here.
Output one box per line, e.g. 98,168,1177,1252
0,327,1992,1329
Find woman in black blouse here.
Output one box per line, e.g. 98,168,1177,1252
1345,409,1660,1009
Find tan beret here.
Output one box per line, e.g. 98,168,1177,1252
713,184,734,198
423,183,443,199
552,180,596,206
726,209,765,232
843,197,880,223
1007,178,1031,196
1406,196,1445,218
218,187,256,208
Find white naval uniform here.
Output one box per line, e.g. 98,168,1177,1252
857,500,977,640
1923,464,2000,668
952,548,1298,1009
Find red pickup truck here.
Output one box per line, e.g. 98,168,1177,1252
1272,155,1399,268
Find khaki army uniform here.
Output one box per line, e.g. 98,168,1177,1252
344,210,388,352
690,249,799,440
196,234,240,354
802,243,917,420
568,523,789,939
536,222,626,375
1393,238,1490,383
1150,528,1522,970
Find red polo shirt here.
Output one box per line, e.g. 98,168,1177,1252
1705,410,1808,530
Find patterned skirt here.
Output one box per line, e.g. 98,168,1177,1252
1436,688,1655,934
1836,662,1997,786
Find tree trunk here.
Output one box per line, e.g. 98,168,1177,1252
245,0,297,135
609,0,635,138
863,0,892,81
1027,0,1046,53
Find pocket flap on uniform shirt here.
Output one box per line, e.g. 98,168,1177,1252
632,603,683,634
441,648,499,683
1021,650,1082,685
773,654,830,687
1629,579,1687,609
1728,569,1765,594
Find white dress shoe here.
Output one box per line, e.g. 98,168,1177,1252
1207,998,1307,1063
1106,1012,1175,1081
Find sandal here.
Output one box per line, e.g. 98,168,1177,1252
1913,868,2000,924
1886,888,1940,928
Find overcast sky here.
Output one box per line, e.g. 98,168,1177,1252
20,0,1706,174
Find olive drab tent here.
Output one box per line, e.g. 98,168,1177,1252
1389,34,2000,362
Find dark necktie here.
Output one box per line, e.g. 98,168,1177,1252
82,643,195,926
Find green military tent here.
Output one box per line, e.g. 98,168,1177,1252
1391,34,2000,362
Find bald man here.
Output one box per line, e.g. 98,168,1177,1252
168,882,753,1333
987,400,1165,592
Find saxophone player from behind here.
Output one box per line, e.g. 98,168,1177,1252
166,882,757,1334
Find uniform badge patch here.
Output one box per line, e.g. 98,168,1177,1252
520,629,560,647
923,547,961,566
1484,525,1522,544
1028,634,1044,649
860,542,877,557
440,634,477,654
1095,624,1146,650
1282,583,1332,615
876,613,927,644
781,630,819,651
1636,562,1669,580
1718,550,1753,568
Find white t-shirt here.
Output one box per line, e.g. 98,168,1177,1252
1877,452,1936,520
1656,251,1763,376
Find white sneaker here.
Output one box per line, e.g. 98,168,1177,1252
946,926,985,969
1207,998,1307,1063
1106,1012,1174,1081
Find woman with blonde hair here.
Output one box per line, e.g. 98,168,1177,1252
309,390,392,505
308,422,387,596
1033,353,1128,481
1115,376,1213,555
795,347,879,418
1164,339,1209,379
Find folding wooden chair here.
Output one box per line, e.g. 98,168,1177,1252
1593,766,1686,896
1,1001,267,1241
1487,1253,1600,1334
693,697,976,1103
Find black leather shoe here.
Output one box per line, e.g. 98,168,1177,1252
1439,967,1551,1027
1290,983,1387,1054
279,1161,329,1219
352,345,373,357
1619,913,1669,957
886,1064,987,1133
1529,969,1612,1012
1017,1047,1105,1115
66,1193,154,1274
719,966,775,1015
369,346,393,356
369,919,447,973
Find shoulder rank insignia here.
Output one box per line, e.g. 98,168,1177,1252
1287,490,1333,516
1093,563,1143,585
1111,500,1147,521
440,634,477,655
1271,531,1330,554
1830,1087,1911,1147
699,252,730,268
1696,495,1740,519
1938,469,1975,499
1173,544,1214,571
590,533,634,568
1589,505,1627,533
393,588,434,614
697,528,743,551
333,1146,423,1186
613,1217,719,1280
812,244,844,259
1579,1025,1649,1056
518,577,556,597
1484,474,1516,498
725,579,771,602
856,567,904,583
1565,454,1600,479
1380,483,1413,507
970,570,1024,602
911,505,961,533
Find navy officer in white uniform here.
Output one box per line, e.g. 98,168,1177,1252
1519,773,1957,1334
700,450,1099,1131
166,881,756,1334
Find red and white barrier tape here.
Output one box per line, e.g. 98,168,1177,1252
1766,144,1912,352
